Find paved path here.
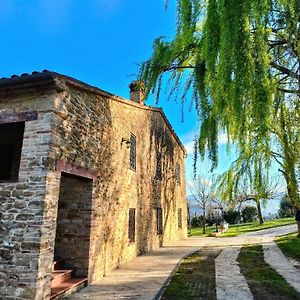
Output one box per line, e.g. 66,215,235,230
244,224,297,240
68,237,213,300
69,224,297,300
215,246,253,300
263,241,300,293
214,224,297,300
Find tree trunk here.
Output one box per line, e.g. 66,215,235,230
282,158,300,236
256,199,264,224
202,209,206,234
187,203,191,235
279,109,300,231
283,162,300,213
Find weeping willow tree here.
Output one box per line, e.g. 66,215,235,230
216,151,281,224
139,0,300,232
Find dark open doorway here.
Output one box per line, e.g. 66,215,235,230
0,122,24,182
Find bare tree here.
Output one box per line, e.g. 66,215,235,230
186,199,192,235
188,175,215,234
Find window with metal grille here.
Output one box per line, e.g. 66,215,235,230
0,122,25,182
156,208,163,235
155,152,162,180
175,163,181,185
129,134,136,171
128,208,136,242
178,208,182,229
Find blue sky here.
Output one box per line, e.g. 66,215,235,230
0,0,235,187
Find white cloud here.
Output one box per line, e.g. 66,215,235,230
201,177,212,186
218,132,229,145
182,130,231,156
180,130,196,144
180,129,196,156
184,140,194,155
187,177,212,190
187,180,195,189
183,133,230,155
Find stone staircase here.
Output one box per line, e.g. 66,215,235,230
50,259,88,299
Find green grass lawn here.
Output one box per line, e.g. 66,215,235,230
237,244,300,300
190,217,295,237
161,248,218,300
276,233,300,263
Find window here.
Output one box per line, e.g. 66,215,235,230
129,134,136,171
156,208,163,235
128,208,136,242
178,208,182,229
175,163,181,185
0,122,25,182
155,152,162,180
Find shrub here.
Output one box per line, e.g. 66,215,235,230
278,194,294,218
242,206,257,223
224,209,240,224
191,216,201,228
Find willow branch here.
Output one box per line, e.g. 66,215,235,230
271,152,284,168
163,65,195,72
271,62,300,81
278,88,299,95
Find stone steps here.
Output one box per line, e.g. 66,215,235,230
50,260,87,299
51,269,74,286
50,277,88,299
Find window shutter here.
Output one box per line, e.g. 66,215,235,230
156,208,163,234
128,208,136,242
175,163,181,185
129,134,136,171
178,208,182,229
155,152,162,180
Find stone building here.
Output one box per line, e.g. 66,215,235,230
0,71,187,299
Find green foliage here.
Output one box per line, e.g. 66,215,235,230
215,151,272,206
223,209,240,224
242,206,258,223
220,217,295,237
139,0,300,216
190,217,295,237
278,194,294,218
191,216,201,228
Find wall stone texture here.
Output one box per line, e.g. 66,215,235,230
55,174,93,277
0,74,187,299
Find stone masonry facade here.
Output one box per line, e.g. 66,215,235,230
0,71,187,299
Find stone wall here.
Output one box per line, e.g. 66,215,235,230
0,89,56,299
49,86,187,282
0,79,187,299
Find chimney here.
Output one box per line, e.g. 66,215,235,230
129,80,145,105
